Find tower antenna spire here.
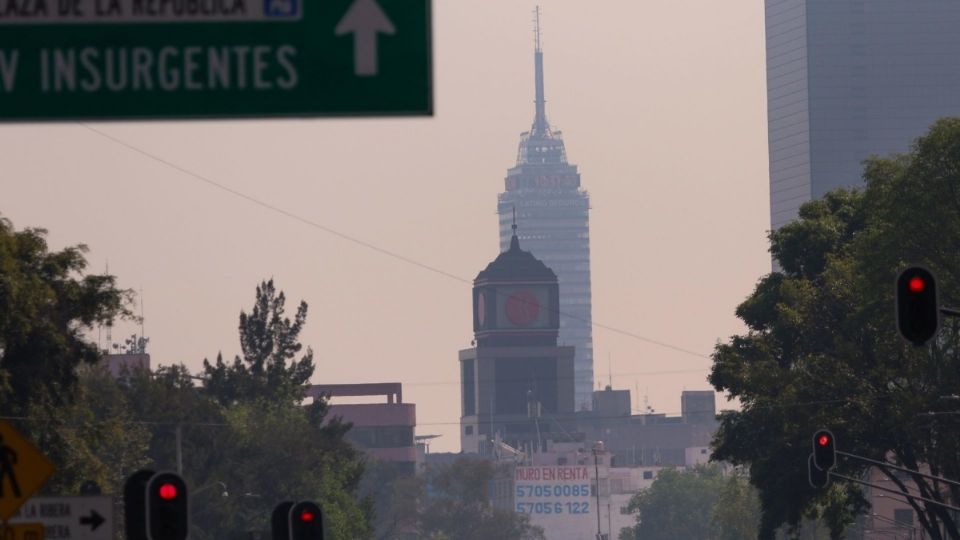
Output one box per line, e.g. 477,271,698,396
532,6,549,136
534,5,542,53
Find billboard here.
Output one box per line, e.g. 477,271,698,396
514,465,597,540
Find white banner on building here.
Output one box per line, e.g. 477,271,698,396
514,465,597,540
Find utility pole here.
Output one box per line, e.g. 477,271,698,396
593,441,604,540
175,424,183,475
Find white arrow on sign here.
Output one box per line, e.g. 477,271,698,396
9,496,113,540
335,0,396,76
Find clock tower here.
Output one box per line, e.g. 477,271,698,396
460,224,576,455
473,224,560,348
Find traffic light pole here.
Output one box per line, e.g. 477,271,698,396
836,451,960,489
829,472,960,513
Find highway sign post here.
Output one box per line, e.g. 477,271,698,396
0,0,432,120
0,421,55,522
9,496,112,540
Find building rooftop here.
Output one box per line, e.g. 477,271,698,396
475,233,556,283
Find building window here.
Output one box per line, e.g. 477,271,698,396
346,425,414,449
643,471,654,480
894,508,914,526
465,425,473,435
463,359,476,416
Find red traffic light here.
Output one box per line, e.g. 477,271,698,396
289,501,323,539
896,266,940,346
909,276,926,293
158,483,178,500
145,472,189,540
812,429,837,471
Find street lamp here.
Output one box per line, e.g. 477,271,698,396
593,441,605,540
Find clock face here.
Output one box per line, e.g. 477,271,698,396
505,291,541,326
477,291,486,327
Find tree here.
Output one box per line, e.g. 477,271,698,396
203,279,315,406
186,401,370,540
194,279,371,539
394,458,545,540
25,364,151,497
621,466,725,540
359,460,424,539
620,465,759,540
116,361,372,540
710,118,960,539
711,472,762,540
0,215,132,411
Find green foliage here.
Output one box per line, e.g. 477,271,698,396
710,117,960,539
0,215,133,411
359,461,423,538
26,366,151,497
184,401,369,540
202,279,315,406
374,458,544,540
712,472,762,540
0,226,373,540
180,280,370,539
621,465,759,540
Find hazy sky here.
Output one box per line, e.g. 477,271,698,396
0,0,768,452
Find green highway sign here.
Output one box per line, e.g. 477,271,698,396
0,0,432,120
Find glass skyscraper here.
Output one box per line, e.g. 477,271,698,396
767,0,960,231
497,20,594,410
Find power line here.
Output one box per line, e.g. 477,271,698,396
2,395,879,429
79,124,711,361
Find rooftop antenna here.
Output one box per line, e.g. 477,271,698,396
635,380,640,412
531,6,549,136
140,287,145,346
608,352,613,389
509,205,521,251
534,6,542,52
104,261,113,353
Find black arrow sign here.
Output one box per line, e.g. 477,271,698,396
80,510,105,531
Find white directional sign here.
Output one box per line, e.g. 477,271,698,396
9,496,113,540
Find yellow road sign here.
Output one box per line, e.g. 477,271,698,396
0,421,55,521
0,522,45,540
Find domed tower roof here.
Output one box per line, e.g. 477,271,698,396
475,233,556,284
472,215,560,348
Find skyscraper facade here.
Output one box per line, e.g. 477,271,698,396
497,17,594,410
767,0,960,231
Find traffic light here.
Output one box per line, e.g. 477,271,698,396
146,472,189,540
124,469,156,540
896,266,940,346
807,453,830,488
289,501,324,540
812,429,837,472
271,501,295,540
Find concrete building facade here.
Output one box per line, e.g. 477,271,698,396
766,0,960,231
498,17,594,409
308,383,418,474
461,229,577,455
